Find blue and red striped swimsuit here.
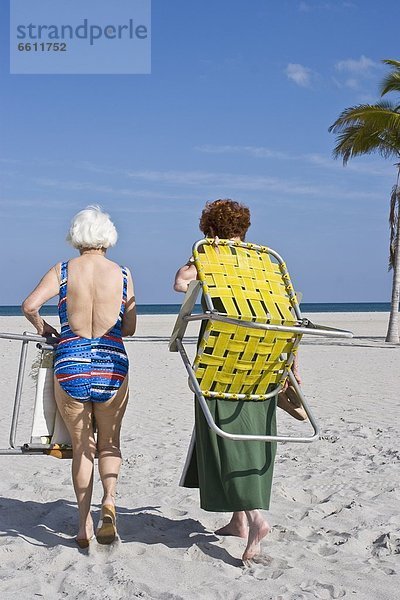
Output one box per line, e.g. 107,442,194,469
54,261,129,402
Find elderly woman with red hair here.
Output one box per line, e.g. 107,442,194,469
174,199,284,562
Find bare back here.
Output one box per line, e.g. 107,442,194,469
64,255,125,339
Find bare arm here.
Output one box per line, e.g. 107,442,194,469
292,353,301,385
121,268,137,336
282,353,301,391
21,265,60,336
173,260,197,293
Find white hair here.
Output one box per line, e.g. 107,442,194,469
67,205,118,249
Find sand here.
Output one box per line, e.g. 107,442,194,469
0,312,399,600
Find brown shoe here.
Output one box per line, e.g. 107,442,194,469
75,535,94,549
96,505,117,545
277,385,308,421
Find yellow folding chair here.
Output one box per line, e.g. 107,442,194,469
170,239,353,443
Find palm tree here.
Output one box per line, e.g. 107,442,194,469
329,59,400,343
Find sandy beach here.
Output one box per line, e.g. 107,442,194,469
0,312,399,600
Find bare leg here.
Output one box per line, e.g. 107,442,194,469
242,510,270,562
215,511,248,538
54,380,96,542
94,376,129,509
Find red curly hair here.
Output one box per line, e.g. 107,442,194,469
199,199,251,240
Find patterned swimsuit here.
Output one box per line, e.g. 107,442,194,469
54,261,129,402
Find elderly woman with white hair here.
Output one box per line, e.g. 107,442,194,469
22,206,136,548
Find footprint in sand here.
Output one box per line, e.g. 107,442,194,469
167,508,188,517
243,555,292,580
182,544,211,562
371,532,400,557
316,543,338,557
300,580,346,599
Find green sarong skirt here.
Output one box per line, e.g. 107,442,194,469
180,395,277,512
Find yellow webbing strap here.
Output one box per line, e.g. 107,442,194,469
193,241,298,323
192,240,301,400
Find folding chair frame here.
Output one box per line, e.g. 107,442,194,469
0,331,60,455
170,239,353,443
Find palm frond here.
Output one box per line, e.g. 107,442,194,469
329,103,400,164
332,128,398,163
329,101,399,131
382,59,400,70
380,71,400,96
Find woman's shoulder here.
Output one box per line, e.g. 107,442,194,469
101,258,132,279
52,261,63,282
112,262,132,276
108,259,131,274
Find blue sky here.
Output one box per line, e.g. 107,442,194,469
1,0,399,304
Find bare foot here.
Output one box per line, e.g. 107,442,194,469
76,517,94,543
215,522,248,538
215,512,248,538
242,518,270,562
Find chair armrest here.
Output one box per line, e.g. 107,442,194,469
169,280,201,352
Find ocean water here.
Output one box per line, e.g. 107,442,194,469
0,302,394,316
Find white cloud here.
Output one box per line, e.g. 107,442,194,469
6,158,388,215
0,158,20,164
32,178,189,201
0,197,61,209
285,63,313,87
195,144,391,176
195,144,290,160
298,1,357,12
344,77,359,90
305,153,390,176
31,168,381,200
121,168,380,200
333,55,382,95
335,54,378,74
